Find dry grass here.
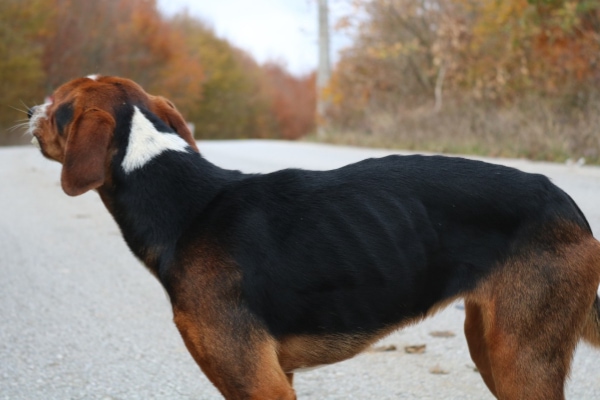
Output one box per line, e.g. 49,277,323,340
313,96,600,165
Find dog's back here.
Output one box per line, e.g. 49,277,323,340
183,155,593,340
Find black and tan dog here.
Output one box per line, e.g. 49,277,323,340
28,76,600,399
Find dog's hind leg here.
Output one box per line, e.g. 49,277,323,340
469,236,600,400
285,373,294,385
464,301,497,397
173,308,296,400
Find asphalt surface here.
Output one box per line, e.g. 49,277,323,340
1,140,600,399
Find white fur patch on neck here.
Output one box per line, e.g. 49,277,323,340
121,106,189,173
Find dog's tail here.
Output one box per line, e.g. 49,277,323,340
582,296,600,347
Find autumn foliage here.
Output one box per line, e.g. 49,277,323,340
3,0,598,162
0,0,315,142
327,0,600,162
261,63,317,140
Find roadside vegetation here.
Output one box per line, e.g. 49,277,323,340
1,0,599,164
321,0,600,164
0,0,315,144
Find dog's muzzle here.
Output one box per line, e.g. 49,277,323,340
31,136,41,149
27,104,50,148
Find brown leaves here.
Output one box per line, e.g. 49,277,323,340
328,0,600,131
429,364,450,375
2,0,315,140
261,63,316,140
429,330,456,338
366,328,464,377
404,344,427,354
370,344,398,352
0,0,48,129
40,0,175,90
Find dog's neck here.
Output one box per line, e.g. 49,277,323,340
99,151,236,281
97,106,241,281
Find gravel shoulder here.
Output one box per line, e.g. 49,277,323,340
1,140,599,399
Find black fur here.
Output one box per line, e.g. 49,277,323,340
108,105,242,280
54,101,74,136
108,106,591,339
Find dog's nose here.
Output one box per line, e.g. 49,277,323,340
27,106,36,119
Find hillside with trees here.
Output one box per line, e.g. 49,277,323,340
2,0,599,163
325,0,600,163
0,0,315,144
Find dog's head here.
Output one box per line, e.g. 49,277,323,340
28,75,199,196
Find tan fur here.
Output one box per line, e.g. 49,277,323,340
169,239,296,399
461,224,600,399
278,333,376,372
173,310,295,400
61,108,114,195
276,294,463,374
581,242,600,347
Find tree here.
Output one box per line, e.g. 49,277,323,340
328,0,454,126
262,63,316,140
330,0,600,115
0,0,48,131
169,13,276,138
1,0,315,141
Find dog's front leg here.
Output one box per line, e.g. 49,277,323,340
173,307,295,400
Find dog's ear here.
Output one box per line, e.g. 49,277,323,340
151,96,199,152
61,108,114,196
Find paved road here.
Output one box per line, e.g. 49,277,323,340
1,140,599,399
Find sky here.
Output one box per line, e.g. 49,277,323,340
157,0,352,76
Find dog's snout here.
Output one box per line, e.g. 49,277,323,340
27,106,37,119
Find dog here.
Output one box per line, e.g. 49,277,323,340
28,75,600,400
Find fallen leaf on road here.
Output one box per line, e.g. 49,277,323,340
429,364,449,374
404,344,426,354
429,330,456,338
370,344,397,352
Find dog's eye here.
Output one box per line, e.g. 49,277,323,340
55,102,74,135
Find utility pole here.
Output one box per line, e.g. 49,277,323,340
317,0,331,138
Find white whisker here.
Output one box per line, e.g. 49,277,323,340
7,122,30,134
7,105,29,115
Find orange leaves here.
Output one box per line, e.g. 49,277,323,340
329,0,600,118
463,0,600,97
527,0,600,91
261,63,316,140
2,0,316,140
166,13,315,140
38,0,179,90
